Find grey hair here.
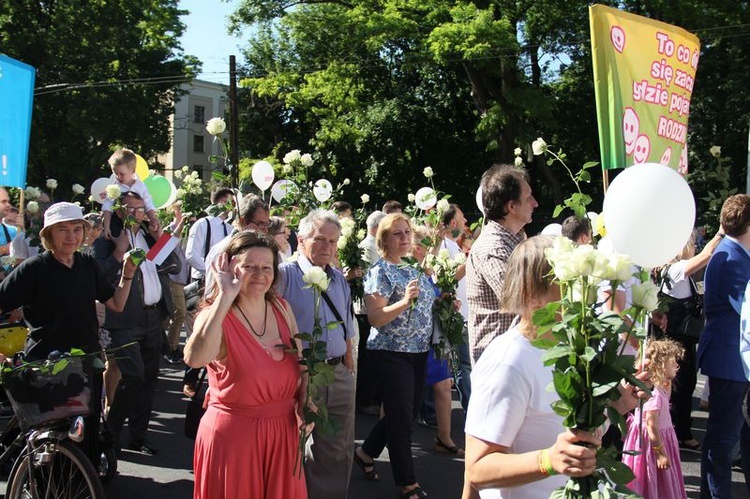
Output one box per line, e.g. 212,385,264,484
297,209,341,239
366,210,386,230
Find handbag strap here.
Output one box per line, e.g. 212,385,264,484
191,368,208,402
688,275,699,297
294,261,347,339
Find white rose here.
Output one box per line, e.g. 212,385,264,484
72,183,85,195
356,229,366,240
514,156,524,167
603,253,634,283
514,147,523,157
25,186,41,200
545,237,578,281
452,252,466,265
361,194,370,204
571,244,597,277
302,266,330,292
631,281,660,312
27,201,39,214
174,169,182,179
532,137,548,156
709,145,721,158
437,199,450,213
105,184,122,200
283,149,301,164
46,178,58,190
300,153,314,167
423,166,434,178
407,193,416,203
343,178,351,185
176,188,186,198
337,236,348,250
438,248,450,261
206,117,226,135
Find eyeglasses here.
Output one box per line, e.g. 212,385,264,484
247,220,272,229
125,206,146,214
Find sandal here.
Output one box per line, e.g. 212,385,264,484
400,485,428,498
353,448,381,481
435,436,465,456
679,439,701,451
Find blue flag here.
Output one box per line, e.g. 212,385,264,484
0,54,36,188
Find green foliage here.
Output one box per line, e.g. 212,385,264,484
0,0,198,192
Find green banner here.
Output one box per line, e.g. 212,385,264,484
590,4,700,172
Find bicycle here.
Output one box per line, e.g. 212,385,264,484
2,414,105,498
0,352,107,498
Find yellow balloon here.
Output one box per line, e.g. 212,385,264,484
595,212,607,237
135,154,149,181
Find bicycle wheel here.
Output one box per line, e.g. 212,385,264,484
6,438,105,499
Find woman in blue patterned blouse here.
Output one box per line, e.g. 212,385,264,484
354,213,434,499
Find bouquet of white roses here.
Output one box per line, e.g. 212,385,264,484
532,236,657,498
424,249,466,363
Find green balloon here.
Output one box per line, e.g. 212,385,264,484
143,174,174,209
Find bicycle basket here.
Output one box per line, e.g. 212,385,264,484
1,356,91,430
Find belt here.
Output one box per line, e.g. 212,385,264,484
325,356,343,366
143,304,160,310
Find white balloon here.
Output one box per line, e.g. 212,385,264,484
603,163,695,269
313,179,333,203
475,185,484,215
251,161,275,191
415,186,437,210
271,179,298,203
90,178,112,205
541,223,562,236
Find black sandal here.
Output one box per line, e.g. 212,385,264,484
434,436,464,455
353,448,381,481
400,486,428,498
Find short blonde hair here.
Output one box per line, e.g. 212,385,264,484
376,213,411,258
108,148,137,170
501,235,555,315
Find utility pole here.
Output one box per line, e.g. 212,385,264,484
229,55,239,188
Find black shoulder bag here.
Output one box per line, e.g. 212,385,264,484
184,368,207,439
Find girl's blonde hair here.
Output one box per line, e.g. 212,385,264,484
644,339,685,386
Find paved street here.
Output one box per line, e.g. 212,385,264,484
40,361,741,498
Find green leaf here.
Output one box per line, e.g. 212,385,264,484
540,344,575,365
553,204,564,218
582,346,597,362
326,321,341,330
51,359,69,375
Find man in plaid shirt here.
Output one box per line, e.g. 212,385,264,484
466,165,538,364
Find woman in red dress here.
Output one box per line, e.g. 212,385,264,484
185,231,309,499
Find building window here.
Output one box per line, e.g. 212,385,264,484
194,105,205,124
193,134,204,153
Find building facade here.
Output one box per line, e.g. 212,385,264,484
159,79,228,182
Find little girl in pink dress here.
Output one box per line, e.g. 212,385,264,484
623,339,687,498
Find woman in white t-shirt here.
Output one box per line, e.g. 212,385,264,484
464,236,644,499
655,229,723,451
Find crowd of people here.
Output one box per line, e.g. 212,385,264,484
0,155,746,499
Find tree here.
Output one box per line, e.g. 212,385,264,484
0,0,199,193
229,0,749,223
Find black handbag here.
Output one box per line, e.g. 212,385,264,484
184,279,204,312
678,277,705,340
184,368,207,439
